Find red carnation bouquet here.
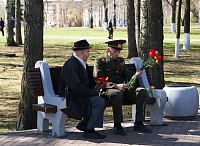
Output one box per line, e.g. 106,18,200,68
94,76,109,92
127,49,161,90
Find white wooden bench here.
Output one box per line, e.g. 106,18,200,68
28,57,167,137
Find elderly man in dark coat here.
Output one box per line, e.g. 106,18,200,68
58,40,106,139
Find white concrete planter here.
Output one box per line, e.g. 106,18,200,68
163,85,199,119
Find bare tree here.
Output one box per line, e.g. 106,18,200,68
113,0,116,28
103,0,108,30
183,0,190,50
165,0,178,33
6,0,17,46
138,0,149,61
127,0,138,58
135,0,141,49
174,0,182,58
89,0,93,28
190,0,199,23
16,0,43,130
15,0,22,45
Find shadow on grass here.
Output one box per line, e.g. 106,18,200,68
0,97,19,100
165,81,200,87
0,63,23,68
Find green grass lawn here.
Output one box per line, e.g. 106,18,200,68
0,25,200,133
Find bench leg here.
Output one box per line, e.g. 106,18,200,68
51,112,68,137
146,89,167,125
132,104,136,121
37,111,49,132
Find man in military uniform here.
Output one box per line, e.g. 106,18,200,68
93,40,152,135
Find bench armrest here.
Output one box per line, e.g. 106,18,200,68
38,95,64,111
35,61,56,97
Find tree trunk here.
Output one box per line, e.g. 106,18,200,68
16,0,43,130
148,0,164,88
103,0,108,30
113,0,116,28
15,0,22,45
89,2,93,28
183,0,190,50
127,0,138,58
6,0,17,46
135,0,140,49
138,0,149,61
139,0,164,89
175,0,182,58
171,0,177,33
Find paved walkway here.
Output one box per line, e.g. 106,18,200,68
1,35,200,42
0,114,200,146
43,36,200,42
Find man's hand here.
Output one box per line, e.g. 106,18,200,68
114,84,128,91
136,70,143,77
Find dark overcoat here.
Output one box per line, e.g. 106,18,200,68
58,55,98,118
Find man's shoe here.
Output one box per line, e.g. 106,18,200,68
84,129,106,139
113,126,127,135
76,122,87,132
146,97,156,105
133,122,152,133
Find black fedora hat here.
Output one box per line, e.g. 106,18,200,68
105,40,126,50
72,40,92,50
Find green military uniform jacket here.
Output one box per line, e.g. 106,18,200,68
94,52,147,123
93,52,133,88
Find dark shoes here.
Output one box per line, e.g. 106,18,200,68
133,122,152,133
146,97,156,105
76,121,87,132
113,126,127,135
84,129,106,139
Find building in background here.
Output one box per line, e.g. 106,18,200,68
43,0,127,28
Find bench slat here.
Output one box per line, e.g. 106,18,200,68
31,90,44,97
32,103,57,113
28,68,44,97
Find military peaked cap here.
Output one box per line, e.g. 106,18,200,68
105,40,126,50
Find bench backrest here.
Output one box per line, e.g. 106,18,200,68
28,64,153,98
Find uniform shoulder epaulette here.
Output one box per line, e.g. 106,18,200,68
98,55,105,59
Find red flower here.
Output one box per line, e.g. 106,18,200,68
150,53,155,59
102,76,106,81
103,82,107,87
94,76,109,92
149,49,155,54
156,54,161,63
94,76,99,80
